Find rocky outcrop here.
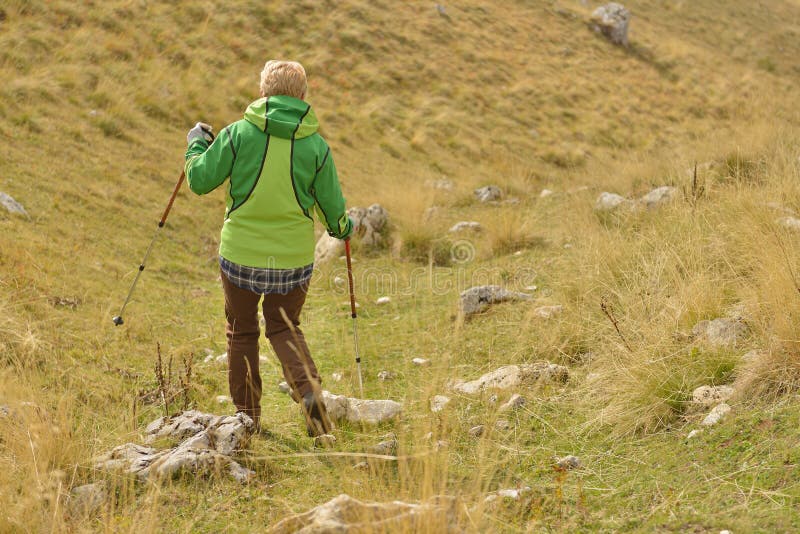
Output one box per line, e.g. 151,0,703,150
315,204,390,263
692,317,748,347
701,403,731,427
474,185,502,203
590,3,631,46
594,192,635,212
459,285,532,316
95,411,255,484
692,385,734,408
452,363,569,394
640,186,678,209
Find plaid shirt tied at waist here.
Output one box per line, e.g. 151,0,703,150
219,256,313,295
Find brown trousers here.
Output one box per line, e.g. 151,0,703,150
220,271,321,425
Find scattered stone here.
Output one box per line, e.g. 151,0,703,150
495,420,511,431
353,461,369,470
778,216,800,231
412,358,430,366
203,354,215,364
322,391,402,425
701,403,731,427
459,285,532,316
449,221,482,233
594,192,635,212
68,482,107,517
266,494,452,533
590,3,631,46
376,296,391,305
428,178,454,190
692,317,747,347
533,305,563,319
430,395,451,413
334,275,346,287
468,425,485,438
554,455,581,470
0,192,29,217
686,429,703,439
539,189,554,198
96,411,255,484
488,394,498,403
330,372,343,382
215,395,231,404
372,437,398,455
474,185,502,203
314,234,345,264
499,394,526,412
692,385,735,408
452,363,569,394
215,353,228,365
641,186,678,209
259,355,269,363
314,434,337,448
485,486,531,503
278,381,292,395
377,370,395,381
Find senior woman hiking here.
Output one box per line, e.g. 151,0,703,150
184,60,352,436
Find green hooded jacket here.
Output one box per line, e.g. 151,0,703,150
184,95,351,269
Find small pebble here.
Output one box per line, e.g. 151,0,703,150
376,296,391,305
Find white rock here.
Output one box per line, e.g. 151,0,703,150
495,419,511,431
266,494,451,533
778,216,800,231
539,189,554,198
554,455,581,470
594,192,635,212
371,438,398,455
215,395,231,404
533,305,563,319
692,385,735,407
321,391,402,425
485,486,531,503
377,370,395,381
641,186,678,209
449,221,483,233
499,394,526,412
468,425,485,438
430,395,451,413
692,318,747,347
687,429,703,439
349,204,389,248
215,353,228,365
333,275,346,287
590,3,631,46
68,482,107,516
376,296,391,305
474,185,502,202
259,355,268,363
701,403,731,427
412,358,430,366
429,178,454,190
203,354,215,364
330,372,343,382
0,192,29,217
278,381,292,394
459,285,532,316
452,363,569,394
314,233,345,264
96,411,255,484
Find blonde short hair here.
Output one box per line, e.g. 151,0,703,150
259,60,307,99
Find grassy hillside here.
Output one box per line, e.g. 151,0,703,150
2,0,800,531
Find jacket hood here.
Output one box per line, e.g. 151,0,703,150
244,95,319,139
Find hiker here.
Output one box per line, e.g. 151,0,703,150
184,60,352,436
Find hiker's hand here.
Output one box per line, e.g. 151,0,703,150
187,122,215,145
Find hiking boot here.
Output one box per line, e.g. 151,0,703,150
302,391,333,437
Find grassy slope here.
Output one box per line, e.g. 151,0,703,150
1,0,800,531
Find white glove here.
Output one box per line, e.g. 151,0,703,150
187,122,215,145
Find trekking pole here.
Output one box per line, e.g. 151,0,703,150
344,238,365,398
112,170,186,326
